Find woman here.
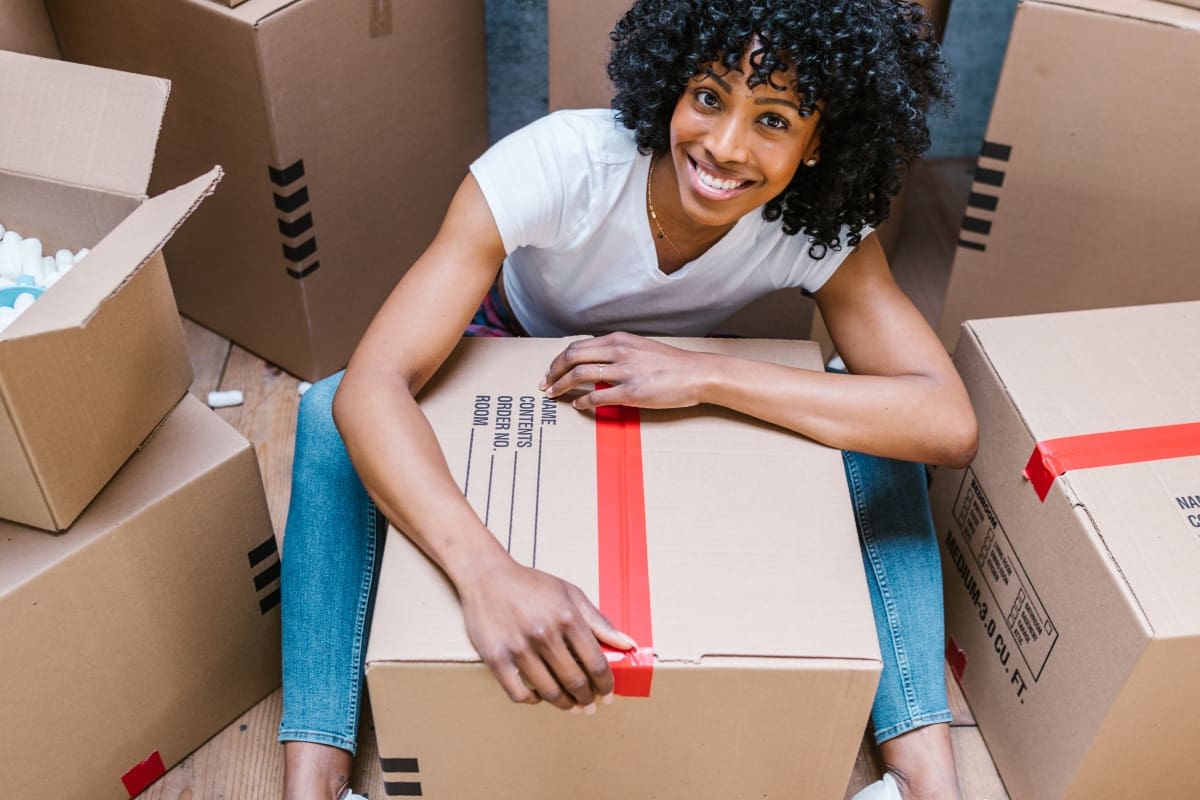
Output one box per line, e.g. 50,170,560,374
279,2,976,799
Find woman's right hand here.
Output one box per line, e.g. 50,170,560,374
457,555,637,712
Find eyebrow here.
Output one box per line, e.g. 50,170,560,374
701,69,803,114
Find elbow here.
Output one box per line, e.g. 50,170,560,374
935,411,979,469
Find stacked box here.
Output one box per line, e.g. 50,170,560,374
0,51,218,531
0,395,282,799
47,0,490,381
938,0,1200,347
0,51,281,798
932,302,1200,799
367,337,881,799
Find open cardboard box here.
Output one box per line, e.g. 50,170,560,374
0,395,281,799
932,301,1200,799
366,337,881,799
0,51,220,531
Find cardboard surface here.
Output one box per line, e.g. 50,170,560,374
0,0,60,58
0,394,281,799
366,337,881,798
931,302,1200,799
938,0,1200,346
0,51,214,531
48,0,490,381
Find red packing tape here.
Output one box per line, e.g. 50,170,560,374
121,750,166,797
1024,421,1200,501
594,393,654,696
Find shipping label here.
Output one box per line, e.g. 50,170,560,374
945,469,1059,701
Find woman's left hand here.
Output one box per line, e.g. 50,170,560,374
539,332,711,411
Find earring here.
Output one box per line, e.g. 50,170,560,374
805,158,818,167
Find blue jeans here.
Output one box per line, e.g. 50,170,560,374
278,371,951,752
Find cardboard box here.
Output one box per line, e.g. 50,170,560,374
0,0,60,58
366,337,881,799
931,302,1200,799
0,394,281,799
0,50,219,531
47,0,489,381
938,0,1200,347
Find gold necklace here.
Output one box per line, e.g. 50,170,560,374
647,155,682,255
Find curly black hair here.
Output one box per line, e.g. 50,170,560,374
608,0,950,256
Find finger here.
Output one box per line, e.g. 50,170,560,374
488,657,540,705
545,361,614,399
564,626,616,700
540,339,617,389
513,651,575,711
575,597,638,652
570,384,627,410
539,638,598,710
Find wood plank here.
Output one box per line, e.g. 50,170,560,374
181,316,231,397
952,726,1010,800
947,661,976,726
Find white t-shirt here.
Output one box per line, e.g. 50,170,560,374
469,109,861,338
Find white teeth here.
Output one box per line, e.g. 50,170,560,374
696,164,743,191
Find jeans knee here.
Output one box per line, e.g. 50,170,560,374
296,372,345,446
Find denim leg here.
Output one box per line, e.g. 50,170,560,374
278,370,386,754
843,449,953,744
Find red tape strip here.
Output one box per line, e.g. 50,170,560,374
594,392,654,696
1023,421,1200,501
121,750,166,797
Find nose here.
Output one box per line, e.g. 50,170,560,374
703,114,749,165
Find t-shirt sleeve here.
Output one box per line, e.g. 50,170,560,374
468,112,587,254
798,224,876,294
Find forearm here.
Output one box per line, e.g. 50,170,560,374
698,353,977,467
332,368,510,588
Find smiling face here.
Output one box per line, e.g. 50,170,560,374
666,49,821,234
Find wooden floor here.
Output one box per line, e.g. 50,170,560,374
153,158,1009,799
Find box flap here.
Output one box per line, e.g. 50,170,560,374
0,50,169,196
368,338,880,667
0,168,222,341
964,302,1200,637
1034,0,1200,29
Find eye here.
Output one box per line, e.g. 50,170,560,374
760,113,790,131
694,88,720,109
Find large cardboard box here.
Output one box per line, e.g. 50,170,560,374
0,0,60,57
0,51,219,531
0,394,281,799
938,0,1200,347
47,0,489,381
931,302,1200,799
366,337,881,799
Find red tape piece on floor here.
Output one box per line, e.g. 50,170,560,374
1023,421,1200,501
121,750,166,797
595,391,654,696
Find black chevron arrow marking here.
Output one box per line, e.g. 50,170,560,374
278,212,314,238
268,160,305,186
282,237,318,263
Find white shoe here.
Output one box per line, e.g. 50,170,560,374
336,790,368,800
851,772,901,800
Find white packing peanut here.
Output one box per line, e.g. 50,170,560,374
74,247,90,262
13,292,36,315
40,256,57,285
0,306,15,333
19,237,42,279
297,381,313,396
0,232,23,279
0,223,5,238
55,249,73,270
207,389,244,409
43,271,60,288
